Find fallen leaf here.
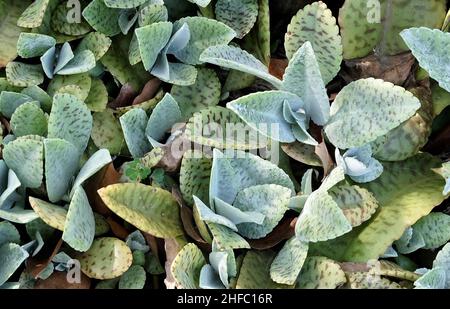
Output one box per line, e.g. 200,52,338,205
163,238,184,289
132,78,162,105
315,135,334,178
345,53,415,85
106,217,129,240
108,84,136,109
269,58,288,80
157,132,190,173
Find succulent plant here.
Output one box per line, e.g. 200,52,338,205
0,0,449,292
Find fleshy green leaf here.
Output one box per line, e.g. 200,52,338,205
296,256,347,289
139,2,168,26
180,150,212,206
227,91,305,143
146,93,181,146
270,237,309,285
44,138,80,203
119,108,151,158
311,154,446,262
76,32,112,61
394,227,425,255
413,213,450,249
51,1,91,36
339,0,446,59
285,1,342,84
324,78,421,149
171,243,206,289
3,137,43,188
433,243,450,287
0,222,20,247
118,265,146,289
236,250,290,289
6,62,44,87
62,187,95,252
0,1,30,67
82,0,121,36
70,149,112,197
281,143,322,167
16,33,56,59
281,42,330,125
48,93,93,152
171,67,221,120
10,103,47,137
98,183,184,238
135,22,172,72
21,85,52,113
296,189,352,243
173,17,236,65
210,149,295,206
29,197,67,231
78,237,132,280
200,45,282,88
414,267,446,289
401,27,450,93
0,92,36,118
91,110,125,155
335,145,384,183
56,50,96,76
185,106,264,150
234,184,291,239
85,78,108,112
215,0,258,39
47,73,92,101
329,185,379,228
207,223,250,251
17,0,50,28
0,243,29,286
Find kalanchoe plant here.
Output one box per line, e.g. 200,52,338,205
191,149,295,250
134,17,236,85
0,0,450,291
11,33,96,85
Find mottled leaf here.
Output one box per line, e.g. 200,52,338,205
173,17,236,65
10,103,47,137
171,243,206,289
200,45,282,87
78,237,132,280
98,183,184,238
48,93,93,152
215,0,258,39
285,1,342,84
325,78,421,149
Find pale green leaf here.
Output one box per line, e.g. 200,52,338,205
200,45,282,88
325,78,421,149
48,93,93,152
171,243,206,289
98,183,184,238
285,1,342,84
173,17,236,65
215,0,258,39
62,187,95,252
